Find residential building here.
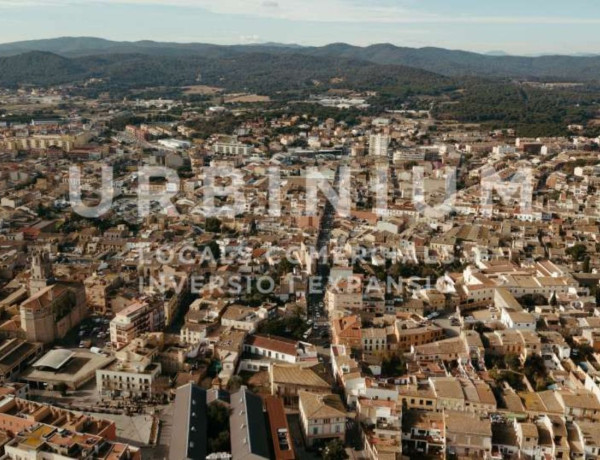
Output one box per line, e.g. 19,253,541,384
96,337,162,399
109,299,165,349
298,391,346,447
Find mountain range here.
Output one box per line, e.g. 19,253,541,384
0,48,452,96
1,37,599,138
0,37,600,84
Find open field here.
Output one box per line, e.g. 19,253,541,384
224,93,271,103
182,85,223,95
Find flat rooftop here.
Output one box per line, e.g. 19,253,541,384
21,349,114,390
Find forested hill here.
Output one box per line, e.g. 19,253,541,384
295,43,600,81
2,38,600,138
1,37,600,82
0,50,453,96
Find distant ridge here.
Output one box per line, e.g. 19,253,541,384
0,37,600,81
0,48,451,93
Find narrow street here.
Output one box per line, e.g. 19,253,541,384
307,163,342,337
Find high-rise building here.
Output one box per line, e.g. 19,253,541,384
369,134,390,157
109,299,165,349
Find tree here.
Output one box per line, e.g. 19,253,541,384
381,353,407,378
205,217,222,233
249,219,257,235
489,369,526,392
323,440,348,460
504,353,521,371
573,345,594,363
227,375,244,393
207,240,222,262
583,256,591,273
276,257,296,278
207,402,231,454
521,294,547,308
258,309,308,340
36,204,54,219
566,244,587,262
523,354,550,391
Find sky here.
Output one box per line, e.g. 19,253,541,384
0,0,599,55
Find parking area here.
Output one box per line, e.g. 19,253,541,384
432,312,461,338
309,323,331,345
75,316,111,350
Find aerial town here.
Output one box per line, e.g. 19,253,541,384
1,0,600,455
0,73,598,460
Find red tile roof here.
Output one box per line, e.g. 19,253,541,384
246,334,298,356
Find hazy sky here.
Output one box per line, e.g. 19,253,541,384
0,0,599,55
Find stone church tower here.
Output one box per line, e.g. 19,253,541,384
29,251,54,296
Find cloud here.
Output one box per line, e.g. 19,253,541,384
240,34,261,44
1,0,600,26
0,0,62,6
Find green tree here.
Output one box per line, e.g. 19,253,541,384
323,440,348,460
207,402,231,454
573,345,594,363
207,240,221,262
523,354,550,391
381,353,407,378
258,307,308,340
489,369,526,392
276,257,296,278
227,375,244,393
583,256,591,273
205,217,222,233
504,353,521,371
566,244,587,262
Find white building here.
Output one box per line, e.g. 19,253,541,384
243,334,317,364
220,305,264,333
157,138,191,150
299,391,346,447
96,337,162,399
369,134,390,157
500,308,536,331
213,140,252,155
180,321,210,345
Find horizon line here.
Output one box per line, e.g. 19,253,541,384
0,36,597,59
